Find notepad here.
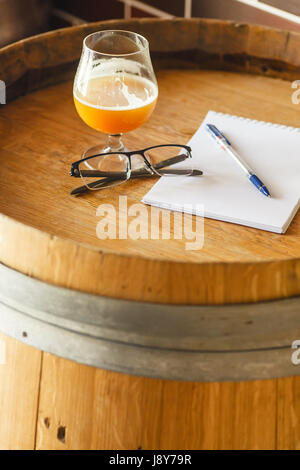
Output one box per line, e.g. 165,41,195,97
142,111,300,233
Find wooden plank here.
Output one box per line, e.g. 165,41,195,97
0,332,42,450
0,331,280,450
277,375,300,449
36,353,163,450
36,353,277,449
160,379,277,449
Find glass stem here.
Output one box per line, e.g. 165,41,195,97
107,134,124,152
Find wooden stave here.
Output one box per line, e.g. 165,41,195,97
2,18,300,99
0,18,300,305
0,329,285,450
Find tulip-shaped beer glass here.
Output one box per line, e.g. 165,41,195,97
73,30,158,168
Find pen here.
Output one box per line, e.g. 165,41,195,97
206,123,271,198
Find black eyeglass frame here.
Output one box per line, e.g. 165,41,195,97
70,144,192,178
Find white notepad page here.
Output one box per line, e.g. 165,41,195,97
142,111,300,233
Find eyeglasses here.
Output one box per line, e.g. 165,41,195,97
70,144,202,195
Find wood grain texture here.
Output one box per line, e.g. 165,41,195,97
0,332,42,450
1,18,300,450
36,353,164,450
2,18,300,96
0,18,300,305
159,378,277,450
0,330,296,451
277,375,300,449
1,69,300,304
35,352,277,450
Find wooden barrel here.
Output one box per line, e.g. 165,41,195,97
1,18,300,449
0,0,51,47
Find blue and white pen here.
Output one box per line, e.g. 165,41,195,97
206,123,271,198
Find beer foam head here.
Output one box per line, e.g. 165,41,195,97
75,61,158,110
91,58,144,77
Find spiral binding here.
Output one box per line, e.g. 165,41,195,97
209,110,300,134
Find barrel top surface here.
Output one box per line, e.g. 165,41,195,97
1,72,299,264
1,18,300,304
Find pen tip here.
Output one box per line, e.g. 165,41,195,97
260,186,271,198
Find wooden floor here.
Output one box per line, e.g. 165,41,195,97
0,330,299,450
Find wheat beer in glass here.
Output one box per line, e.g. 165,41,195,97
73,30,158,166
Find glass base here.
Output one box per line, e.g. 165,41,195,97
82,135,146,172
83,134,129,170
82,145,129,169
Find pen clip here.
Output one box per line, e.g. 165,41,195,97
206,124,231,146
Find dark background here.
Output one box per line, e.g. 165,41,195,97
1,0,300,47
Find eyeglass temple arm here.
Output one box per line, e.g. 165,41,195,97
71,168,203,195
78,153,188,178
71,153,201,196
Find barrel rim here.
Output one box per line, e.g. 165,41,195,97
1,17,299,264
1,18,300,305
